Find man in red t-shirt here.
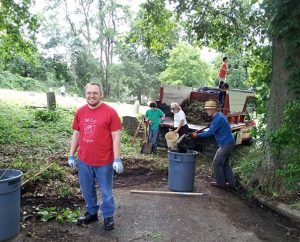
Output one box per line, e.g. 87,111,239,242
218,57,228,81
68,82,122,230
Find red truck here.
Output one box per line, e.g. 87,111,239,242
157,85,256,156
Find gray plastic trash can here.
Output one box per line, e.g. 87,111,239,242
168,150,198,192
0,169,23,241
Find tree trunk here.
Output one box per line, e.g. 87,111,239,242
259,0,300,191
260,35,299,190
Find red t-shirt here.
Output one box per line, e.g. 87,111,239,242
72,103,122,166
218,62,228,78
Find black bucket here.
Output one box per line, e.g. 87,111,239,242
168,150,198,192
0,169,23,241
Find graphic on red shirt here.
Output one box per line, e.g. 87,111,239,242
83,118,96,140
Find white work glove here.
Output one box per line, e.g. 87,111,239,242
68,156,77,169
113,158,123,174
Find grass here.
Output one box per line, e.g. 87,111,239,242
0,101,73,182
0,100,166,184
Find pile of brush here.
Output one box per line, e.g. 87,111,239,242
180,99,222,125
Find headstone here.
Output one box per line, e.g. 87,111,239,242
47,92,56,111
123,116,139,135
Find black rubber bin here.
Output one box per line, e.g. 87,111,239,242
0,169,23,241
168,150,198,192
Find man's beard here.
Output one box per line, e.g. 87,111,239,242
87,99,101,107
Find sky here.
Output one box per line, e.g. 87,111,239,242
31,0,144,14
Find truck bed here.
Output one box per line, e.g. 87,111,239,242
161,118,246,132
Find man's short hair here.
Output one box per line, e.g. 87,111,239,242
85,82,102,92
223,57,228,62
224,83,229,89
149,101,157,108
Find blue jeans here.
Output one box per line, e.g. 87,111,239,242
212,143,235,185
149,128,159,152
77,159,115,219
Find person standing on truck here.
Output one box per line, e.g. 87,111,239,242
145,101,165,154
218,83,230,108
170,102,189,137
218,57,228,82
68,82,123,230
191,100,236,189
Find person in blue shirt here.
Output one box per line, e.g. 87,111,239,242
192,100,235,189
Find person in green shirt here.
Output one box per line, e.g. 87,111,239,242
145,101,165,153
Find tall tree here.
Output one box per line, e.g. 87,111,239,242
259,0,300,191
128,0,178,52
0,0,38,68
39,0,130,96
116,42,165,103
159,42,214,87
96,0,130,97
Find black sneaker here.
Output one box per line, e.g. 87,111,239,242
103,216,114,230
77,211,98,225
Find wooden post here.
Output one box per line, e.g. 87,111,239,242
47,92,56,111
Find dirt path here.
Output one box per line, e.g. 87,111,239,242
12,159,300,242
13,183,300,242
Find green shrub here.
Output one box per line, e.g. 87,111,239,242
232,146,262,185
0,71,46,92
34,109,60,122
121,129,143,155
271,101,300,190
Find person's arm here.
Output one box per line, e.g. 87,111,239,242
111,129,121,159
69,130,80,156
159,109,165,121
174,120,184,133
198,116,221,138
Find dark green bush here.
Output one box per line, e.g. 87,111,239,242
34,110,60,122
271,101,300,190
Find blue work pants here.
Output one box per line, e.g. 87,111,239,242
212,143,235,185
77,159,115,219
149,128,159,152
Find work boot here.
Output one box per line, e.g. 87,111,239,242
103,216,114,230
210,181,229,189
77,211,98,225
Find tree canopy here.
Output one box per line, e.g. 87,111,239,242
0,0,38,67
159,43,214,87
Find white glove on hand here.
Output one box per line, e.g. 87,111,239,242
113,159,123,174
68,156,77,169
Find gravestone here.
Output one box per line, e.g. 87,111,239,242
46,92,56,111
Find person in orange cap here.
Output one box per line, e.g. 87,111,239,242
192,100,236,189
